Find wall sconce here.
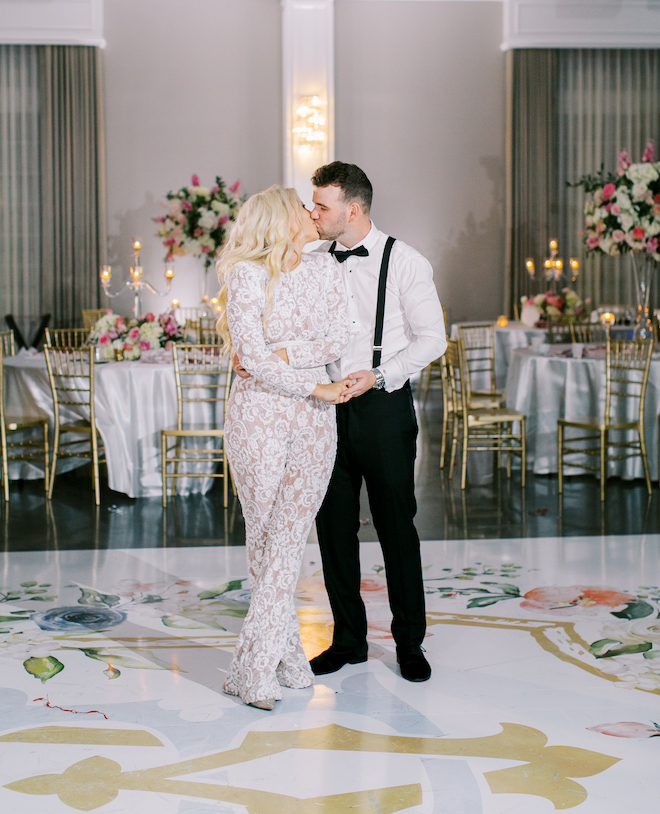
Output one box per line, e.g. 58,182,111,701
292,95,326,154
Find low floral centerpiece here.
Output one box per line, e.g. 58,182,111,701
88,311,183,361
571,142,660,338
153,175,243,269
520,288,585,327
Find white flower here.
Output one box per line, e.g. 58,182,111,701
642,217,660,237
598,236,614,254
168,198,183,217
211,201,230,217
189,186,210,198
631,182,650,202
615,190,632,210
183,238,202,256
627,163,659,185
601,617,660,647
619,213,635,232
197,209,218,230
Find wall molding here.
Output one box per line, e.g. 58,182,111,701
0,0,104,47
503,0,660,49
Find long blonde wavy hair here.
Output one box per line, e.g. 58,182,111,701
216,185,305,348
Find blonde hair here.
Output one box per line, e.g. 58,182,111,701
216,185,304,347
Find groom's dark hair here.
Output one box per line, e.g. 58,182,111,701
311,161,373,213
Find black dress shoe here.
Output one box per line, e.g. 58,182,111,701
310,646,368,676
397,647,431,682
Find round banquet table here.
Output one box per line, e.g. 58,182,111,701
505,346,660,480
2,351,222,498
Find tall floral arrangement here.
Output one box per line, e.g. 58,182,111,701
572,142,660,260
154,175,244,269
88,311,183,361
520,288,585,324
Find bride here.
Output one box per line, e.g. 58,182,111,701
216,185,350,709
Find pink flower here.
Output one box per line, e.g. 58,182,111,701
116,317,125,327
182,200,192,212
210,185,219,194
612,230,625,242
108,329,118,339
643,141,655,163
633,226,646,240
610,204,621,215
145,313,155,322
219,215,229,226
521,585,633,617
617,149,632,175
229,180,241,194
128,327,140,340
602,183,616,201
165,340,173,350
153,216,166,223
191,174,200,187
201,245,210,253
99,335,110,345
653,204,660,218
588,722,660,738
123,342,132,351
587,236,599,249
139,340,150,351
647,238,658,254
164,238,176,247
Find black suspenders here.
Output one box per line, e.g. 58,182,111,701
372,236,396,368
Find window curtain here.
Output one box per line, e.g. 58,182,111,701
0,46,41,321
506,49,660,314
0,44,105,329
39,45,106,327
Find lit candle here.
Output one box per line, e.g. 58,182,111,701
171,299,179,307
570,258,579,270
497,315,508,327
525,258,535,276
133,240,141,252
100,265,111,281
164,265,174,280
554,258,563,269
600,311,615,327
549,239,558,253
130,266,143,281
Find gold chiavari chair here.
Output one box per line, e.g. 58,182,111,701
197,316,221,345
45,328,90,348
82,309,109,332
44,345,106,505
446,339,526,489
547,318,573,344
457,323,505,406
558,335,653,502
570,322,609,343
0,331,50,500
161,344,233,507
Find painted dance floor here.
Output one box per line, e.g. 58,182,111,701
0,536,659,813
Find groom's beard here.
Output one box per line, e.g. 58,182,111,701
316,211,349,242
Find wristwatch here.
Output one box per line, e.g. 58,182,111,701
372,368,386,390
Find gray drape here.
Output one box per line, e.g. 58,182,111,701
506,49,660,315
39,45,106,327
0,46,41,320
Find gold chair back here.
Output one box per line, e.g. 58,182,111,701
82,309,109,332
44,345,104,504
571,323,609,343
45,328,90,348
457,323,498,395
0,330,15,358
197,316,221,345
604,338,653,427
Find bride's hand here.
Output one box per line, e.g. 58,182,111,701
312,379,352,404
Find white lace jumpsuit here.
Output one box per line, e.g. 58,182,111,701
223,253,349,704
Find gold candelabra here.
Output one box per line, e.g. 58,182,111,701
100,240,175,319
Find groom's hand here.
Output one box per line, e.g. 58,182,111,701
232,351,251,379
343,369,376,398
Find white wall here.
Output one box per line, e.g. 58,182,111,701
102,0,505,322
102,0,282,313
335,1,506,323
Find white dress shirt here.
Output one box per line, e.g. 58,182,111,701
313,224,446,392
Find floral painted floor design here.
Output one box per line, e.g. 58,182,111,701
0,536,659,813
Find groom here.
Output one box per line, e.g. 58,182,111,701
309,162,446,682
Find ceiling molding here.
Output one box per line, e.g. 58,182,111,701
0,0,105,47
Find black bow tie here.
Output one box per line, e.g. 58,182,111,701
329,243,369,263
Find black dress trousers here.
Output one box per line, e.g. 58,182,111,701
315,381,426,654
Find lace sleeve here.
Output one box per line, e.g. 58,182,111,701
287,255,350,369
227,262,318,397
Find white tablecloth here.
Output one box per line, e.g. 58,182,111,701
3,353,222,498
505,347,660,479
450,321,545,389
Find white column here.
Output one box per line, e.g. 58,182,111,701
282,0,334,207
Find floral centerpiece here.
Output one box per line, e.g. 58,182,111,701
88,311,183,361
153,175,243,269
520,288,585,326
571,142,660,338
